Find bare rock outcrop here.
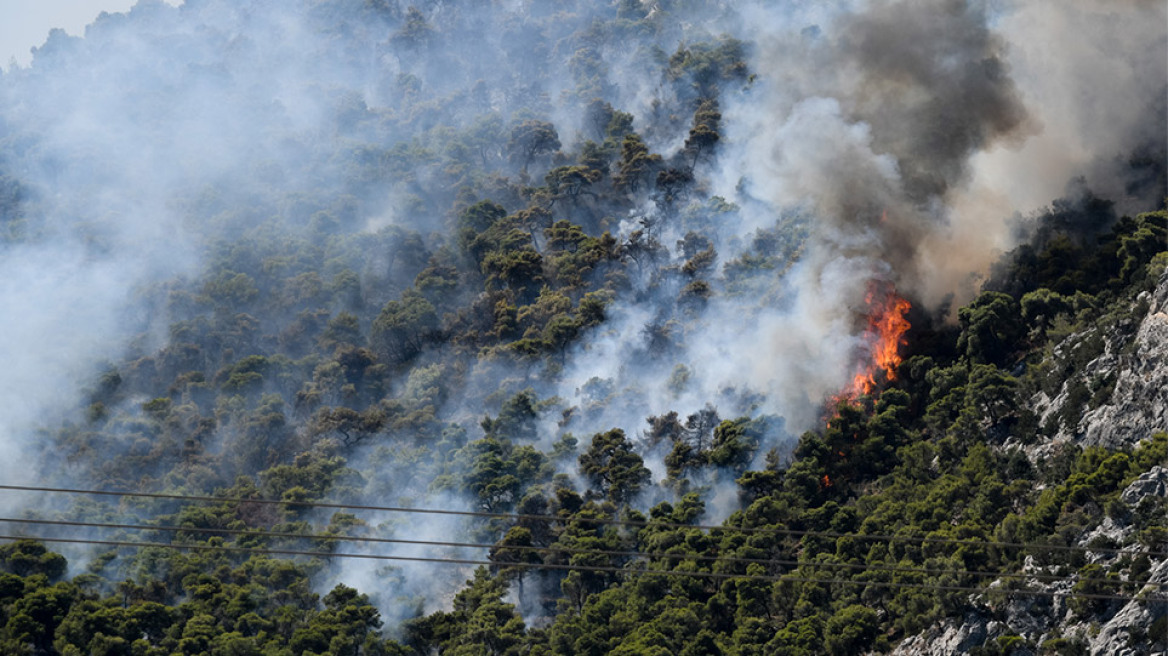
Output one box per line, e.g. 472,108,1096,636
1122,466,1168,505
887,467,1168,655
886,612,995,655
1080,268,1168,448
1088,559,1168,656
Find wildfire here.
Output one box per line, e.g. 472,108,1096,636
834,280,912,403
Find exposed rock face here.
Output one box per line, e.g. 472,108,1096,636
886,271,1168,655
887,463,1168,655
1089,559,1168,656
886,612,993,656
1081,474,1168,655
1122,466,1168,505
1080,268,1168,448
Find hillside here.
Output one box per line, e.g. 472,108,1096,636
0,1,1165,655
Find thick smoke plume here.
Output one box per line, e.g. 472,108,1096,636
735,0,1163,305
655,0,1168,426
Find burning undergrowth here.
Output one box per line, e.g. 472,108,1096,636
832,278,913,407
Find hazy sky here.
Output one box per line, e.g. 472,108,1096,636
1,0,176,69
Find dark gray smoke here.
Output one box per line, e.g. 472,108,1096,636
834,0,1033,203
720,0,1165,310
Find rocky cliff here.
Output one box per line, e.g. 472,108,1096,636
891,264,1168,655
1081,268,1168,448
888,468,1168,655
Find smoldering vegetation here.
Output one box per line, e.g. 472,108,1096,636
0,0,1163,640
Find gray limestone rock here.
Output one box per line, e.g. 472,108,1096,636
1088,559,1168,656
887,612,991,655
1121,466,1168,506
1080,269,1168,448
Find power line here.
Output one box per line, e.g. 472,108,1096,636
0,533,1161,605
2,484,1161,559
0,516,1139,589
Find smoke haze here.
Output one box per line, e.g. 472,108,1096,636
0,0,1163,623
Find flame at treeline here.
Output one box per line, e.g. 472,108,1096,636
835,279,912,403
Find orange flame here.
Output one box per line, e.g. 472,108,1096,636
821,474,833,488
835,280,912,403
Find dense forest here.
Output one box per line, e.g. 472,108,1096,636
0,1,1165,654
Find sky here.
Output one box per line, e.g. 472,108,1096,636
0,0,176,69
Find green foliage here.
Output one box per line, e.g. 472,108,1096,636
1021,288,1073,335
310,405,386,447
459,201,510,249
545,166,602,203
509,120,562,173
667,36,749,99
482,390,542,442
0,541,67,580
203,271,260,307
613,133,662,194
1117,209,1167,284
442,436,550,512
824,605,880,655
957,291,1025,366
407,569,526,655
371,289,439,365
579,429,652,505
684,99,721,167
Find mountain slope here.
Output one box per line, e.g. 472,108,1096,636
0,1,1164,654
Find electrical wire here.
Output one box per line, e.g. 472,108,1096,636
0,533,1161,605
0,516,1144,590
2,484,1162,559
